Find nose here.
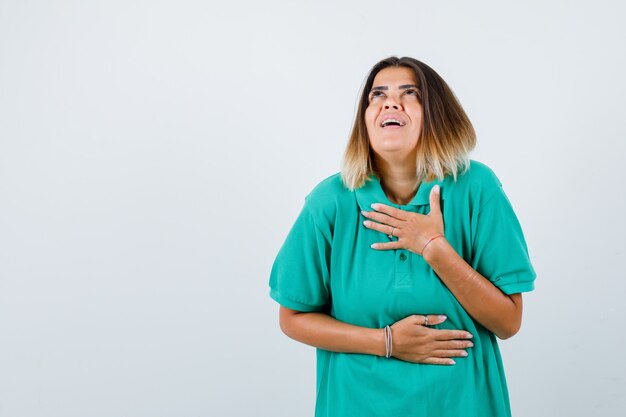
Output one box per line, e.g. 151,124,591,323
384,96,401,110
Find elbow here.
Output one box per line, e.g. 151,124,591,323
497,293,524,340
496,320,521,340
279,313,292,336
279,317,292,337
496,329,517,340
278,306,301,337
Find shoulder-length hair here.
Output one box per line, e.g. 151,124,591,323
341,56,476,190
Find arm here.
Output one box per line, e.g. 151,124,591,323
422,238,523,340
272,188,473,363
279,306,386,356
363,184,531,340
279,306,474,364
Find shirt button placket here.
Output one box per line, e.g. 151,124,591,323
394,250,412,288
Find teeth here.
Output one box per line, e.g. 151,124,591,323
381,118,405,127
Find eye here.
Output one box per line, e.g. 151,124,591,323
404,89,419,97
369,90,385,100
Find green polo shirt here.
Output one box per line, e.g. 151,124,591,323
269,159,536,417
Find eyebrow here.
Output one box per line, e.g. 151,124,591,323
370,84,419,91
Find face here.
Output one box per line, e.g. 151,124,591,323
364,66,423,161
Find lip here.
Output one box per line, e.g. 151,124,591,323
378,113,407,128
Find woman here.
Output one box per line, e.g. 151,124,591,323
268,56,536,417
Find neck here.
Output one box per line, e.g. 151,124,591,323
375,157,420,205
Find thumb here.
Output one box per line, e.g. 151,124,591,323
428,185,442,216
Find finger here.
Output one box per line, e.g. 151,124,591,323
363,220,396,236
432,349,469,358
424,314,447,326
432,329,474,341
437,340,474,350
370,203,409,221
410,314,447,326
422,357,456,365
361,210,404,228
428,185,442,217
370,240,403,250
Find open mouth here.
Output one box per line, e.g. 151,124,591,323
380,118,406,128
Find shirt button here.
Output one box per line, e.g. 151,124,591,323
399,253,407,261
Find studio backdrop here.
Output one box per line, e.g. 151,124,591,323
1,1,624,416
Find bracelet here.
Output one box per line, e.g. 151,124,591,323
384,325,393,358
420,233,445,255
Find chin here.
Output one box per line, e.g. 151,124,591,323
372,147,415,161
375,140,416,152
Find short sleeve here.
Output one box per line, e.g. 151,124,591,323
470,184,536,295
268,201,331,312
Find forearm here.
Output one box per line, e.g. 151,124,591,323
281,311,386,356
423,237,521,339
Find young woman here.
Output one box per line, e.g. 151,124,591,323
269,56,536,417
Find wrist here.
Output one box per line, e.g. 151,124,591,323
369,327,387,357
422,235,450,264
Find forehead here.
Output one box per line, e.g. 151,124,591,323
372,66,417,87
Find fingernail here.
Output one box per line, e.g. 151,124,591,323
468,342,474,347
433,185,440,193
438,315,447,320
461,351,468,357
449,360,456,365
361,210,368,215
466,333,473,339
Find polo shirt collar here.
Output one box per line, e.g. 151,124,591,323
354,173,446,211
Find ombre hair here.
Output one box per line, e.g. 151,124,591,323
341,56,476,190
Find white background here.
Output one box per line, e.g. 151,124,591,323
1,0,625,416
